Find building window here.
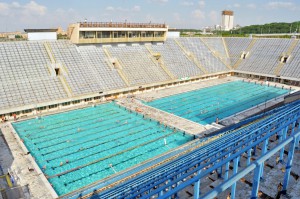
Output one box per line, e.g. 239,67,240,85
102,31,110,38
22,109,32,114
146,31,153,37
37,106,47,111
49,104,58,109
113,32,118,38
120,31,126,38
155,31,164,37
72,100,80,104
84,31,96,38
62,102,71,106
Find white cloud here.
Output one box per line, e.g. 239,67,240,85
267,2,294,9
233,3,240,8
181,1,194,6
105,6,115,11
198,1,205,7
11,2,21,9
132,5,141,12
192,9,205,20
0,1,46,17
0,2,10,16
105,5,141,12
23,1,46,16
247,4,256,9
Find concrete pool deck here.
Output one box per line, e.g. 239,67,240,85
0,123,55,199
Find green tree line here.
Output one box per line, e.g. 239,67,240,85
230,21,300,34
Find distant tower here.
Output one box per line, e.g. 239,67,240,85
221,10,234,31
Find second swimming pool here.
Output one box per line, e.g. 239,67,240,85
146,81,290,125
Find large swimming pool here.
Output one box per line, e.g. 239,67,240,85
12,102,193,196
146,81,290,125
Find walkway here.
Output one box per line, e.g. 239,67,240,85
0,124,53,199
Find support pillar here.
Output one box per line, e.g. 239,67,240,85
295,135,300,150
251,163,263,199
231,156,240,199
282,129,297,193
247,147,252,166
280,126,288,162
217,154,223,178
194,169,201,199
224,153,231,180
260,138,269,179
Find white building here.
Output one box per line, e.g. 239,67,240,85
166,29,180,38
25,29,58,41
221,10,234,31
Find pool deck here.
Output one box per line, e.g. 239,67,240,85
0,123,55,199
117,98,215,138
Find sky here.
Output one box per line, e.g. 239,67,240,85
0,0,299,32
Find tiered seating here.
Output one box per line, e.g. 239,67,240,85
280,42,300,78
0,78,66,109
225,38,253,65
1,38,300,111
151,40,203,78
177,38,229,73
0,41,68,110
108,45,171,86
51,41,127,95
237,38,293,75
201,37,230,66
77,45,126,90
0,42,49,81
50,41,98,95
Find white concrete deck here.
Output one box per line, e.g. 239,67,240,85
0,124,54,199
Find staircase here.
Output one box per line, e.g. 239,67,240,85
103,47,130,86
222,37,230,58
233,38,257,69
44,42,73,97
58,76,73,97
174,39,208,74
44,42,56,63
145,45,175,79
274,39,299,76
200,38,232,70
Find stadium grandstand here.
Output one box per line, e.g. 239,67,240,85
0,21,300,199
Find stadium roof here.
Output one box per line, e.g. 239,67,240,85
24,29,58,33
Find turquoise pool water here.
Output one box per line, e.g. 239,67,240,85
146,81,290,125
12,102,193,196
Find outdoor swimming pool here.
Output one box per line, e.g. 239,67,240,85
146,81,290,125
12,102,193,196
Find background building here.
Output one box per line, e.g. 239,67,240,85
25,29,58,41
222,10,234,31
68,22,168,44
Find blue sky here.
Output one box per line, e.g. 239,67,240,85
0,0,299,32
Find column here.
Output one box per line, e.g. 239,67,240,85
231,156,240,199
251,163,263,199
194,169,201,199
